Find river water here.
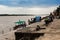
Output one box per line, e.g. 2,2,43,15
0,14,48,34
0,16,35,34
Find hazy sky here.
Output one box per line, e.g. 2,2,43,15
0,0,60,14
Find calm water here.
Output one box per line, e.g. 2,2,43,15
0,16,35,34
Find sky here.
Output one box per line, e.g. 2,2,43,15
0,0,60,14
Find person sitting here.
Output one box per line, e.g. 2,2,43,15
36,25,40,31
36,25,46,31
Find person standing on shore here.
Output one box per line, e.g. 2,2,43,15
44,16,49,26
49,12,54,22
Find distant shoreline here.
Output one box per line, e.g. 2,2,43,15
0,14,49,16
0,14,34,16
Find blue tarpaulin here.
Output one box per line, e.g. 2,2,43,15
35,16,41,22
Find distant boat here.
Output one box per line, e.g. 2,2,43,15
13,20,26,30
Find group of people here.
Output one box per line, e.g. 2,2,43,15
28,5,60,26
28,12,54,26
44,6,60,26
28,12,60,26
44,13,54,26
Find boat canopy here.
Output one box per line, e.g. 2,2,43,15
15,20,25,25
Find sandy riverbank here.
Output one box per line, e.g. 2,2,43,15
0,19,60,40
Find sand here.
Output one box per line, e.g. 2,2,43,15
0,19,60,40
